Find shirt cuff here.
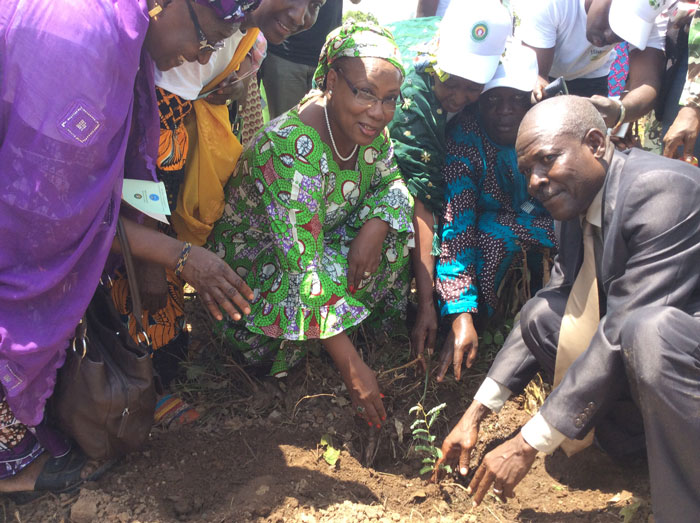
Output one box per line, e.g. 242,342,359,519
521,412,566,454
473,377,512,413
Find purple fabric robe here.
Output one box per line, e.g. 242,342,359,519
0,0,158,426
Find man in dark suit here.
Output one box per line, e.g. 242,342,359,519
434,95,700,522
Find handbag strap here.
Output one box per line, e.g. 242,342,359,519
116,217,146,337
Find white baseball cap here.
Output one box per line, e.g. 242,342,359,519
482,42,539,94
437,0,512,84
608,0,668,50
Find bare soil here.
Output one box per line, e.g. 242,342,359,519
5,302,653,523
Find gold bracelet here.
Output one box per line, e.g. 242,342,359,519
612,98,626,130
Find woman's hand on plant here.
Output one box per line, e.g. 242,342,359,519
179,246,254,321
347,218,390,293
437,313,478,382
411,301,438,373
432,401,488,482
136,260,169,312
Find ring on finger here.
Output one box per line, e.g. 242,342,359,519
356,405,365,414
493,487,503,495
362,271,372,278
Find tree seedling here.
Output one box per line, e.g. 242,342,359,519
409,402,451,476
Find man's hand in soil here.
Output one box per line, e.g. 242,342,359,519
466,432,538,506
431,401,489,482
436,313,478,382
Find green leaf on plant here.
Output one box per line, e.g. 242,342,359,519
323,445,340,466
620,500,642,523
482,331,493,345
440,464,452,474
428,411,441,428
415,445,440,458
422,458,435,464
411,428,429,435
409,405,421,415
410,419,426,430
319,434,340,466
426,403,447,417
419,465,435,475
494,332,505,345
412,433,433,443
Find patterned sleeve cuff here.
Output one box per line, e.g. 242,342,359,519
474,377,512,413
521,412,566,454
365,182,414,234
440,300,478,317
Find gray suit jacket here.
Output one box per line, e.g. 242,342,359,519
488,148,700,439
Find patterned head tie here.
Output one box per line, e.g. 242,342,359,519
313,21,405,91
194,0,261,23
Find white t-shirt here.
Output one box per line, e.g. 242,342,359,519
154,31,246,100
436,0,452,17
515,0,667,80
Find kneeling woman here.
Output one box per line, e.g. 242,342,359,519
210,23,414,427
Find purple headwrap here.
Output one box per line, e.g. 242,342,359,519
194,0,261,23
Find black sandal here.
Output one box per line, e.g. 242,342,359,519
6,447,114,504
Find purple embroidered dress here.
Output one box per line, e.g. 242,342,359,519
0,0,157,461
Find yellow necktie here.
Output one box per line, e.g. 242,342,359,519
554,220,599,455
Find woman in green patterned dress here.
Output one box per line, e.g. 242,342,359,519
210,23,414,428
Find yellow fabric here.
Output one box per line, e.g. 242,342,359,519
172,28,260,245
554,219,599,455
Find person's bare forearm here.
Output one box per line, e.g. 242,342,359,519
412,199,436,309
112,217,184,270
620,84,659,122
623,48,665,122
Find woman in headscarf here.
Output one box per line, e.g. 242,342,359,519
0,0,253,495
210,22,414,428
388,1,512,370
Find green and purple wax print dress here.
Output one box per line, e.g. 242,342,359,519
209,109,414,376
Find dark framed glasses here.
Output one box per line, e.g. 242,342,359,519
335,68,403,112
185,0,225,53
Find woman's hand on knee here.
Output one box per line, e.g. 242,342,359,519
180,246,254,321
347,218,390,293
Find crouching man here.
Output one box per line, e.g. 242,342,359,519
434,95,700,522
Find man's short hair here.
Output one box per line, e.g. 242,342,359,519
521,95,607,141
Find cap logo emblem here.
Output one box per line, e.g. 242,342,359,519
471,22,489,42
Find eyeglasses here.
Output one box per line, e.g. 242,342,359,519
185,0,225,53
335,68,403,112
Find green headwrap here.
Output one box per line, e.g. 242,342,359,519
313,21,405,90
